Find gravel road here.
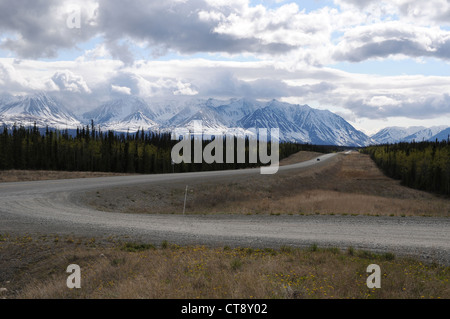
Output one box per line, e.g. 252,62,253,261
0,153,449,265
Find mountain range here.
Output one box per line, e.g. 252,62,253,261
0,92,80,129
370,126,449,144
0,92,448,146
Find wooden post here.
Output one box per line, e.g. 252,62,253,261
183,185,188,215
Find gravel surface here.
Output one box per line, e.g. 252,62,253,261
1,153,449,265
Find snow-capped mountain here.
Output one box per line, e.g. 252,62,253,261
235,99,372,145
215,98,262,126
174,108,228,132
429,127,450,142
162,98,371,146
0,93,375,146
237,102,310,142
288,103,372,146
0,92,81,128
83,96,156,124
81,96,161,132
371,126,449,144
402,126,449,142
0,93,15,106
148,98,213,125
370,126,425,144
101,111,159,132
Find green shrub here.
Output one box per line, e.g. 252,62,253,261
230,258,243,271
121,242,155,252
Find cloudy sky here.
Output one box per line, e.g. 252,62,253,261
1,0,450,134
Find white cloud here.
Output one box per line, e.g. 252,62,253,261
0,61,28,88
212,3,333,48
173,81,199,96
335,0,450,26
78,43,109,61
0,0,99,59
111,84,131,95
51,70,91,93
1,0,449,66
333,21,450,62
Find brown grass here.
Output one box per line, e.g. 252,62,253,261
0,234,448,299
0,170,135,183
85,152,450,217
279,151,324,166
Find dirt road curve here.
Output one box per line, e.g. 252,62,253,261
0,153,449,265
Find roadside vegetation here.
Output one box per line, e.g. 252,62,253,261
362,141,450,197
0,234,448,299
0,170,133,183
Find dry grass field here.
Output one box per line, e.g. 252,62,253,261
85,152,450,217
0,234,448,299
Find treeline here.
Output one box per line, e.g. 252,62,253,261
0,123,335,174
362,141,450,196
